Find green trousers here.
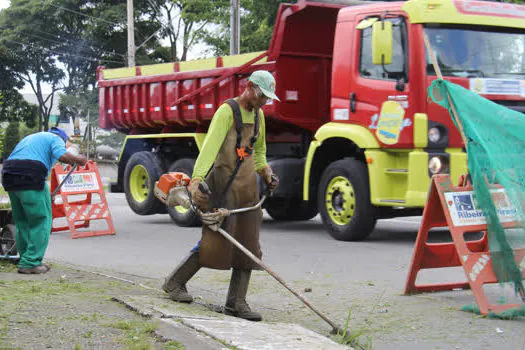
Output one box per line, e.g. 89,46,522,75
8,185,52,268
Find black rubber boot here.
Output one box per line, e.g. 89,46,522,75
162,251,201,303
224,269,262,321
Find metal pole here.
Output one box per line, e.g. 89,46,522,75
86,110,90,160
230,0,240,55
127,0,135,67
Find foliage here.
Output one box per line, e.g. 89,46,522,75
0,121,35,159
0,0,165,132
58,89,98,126
148,0,229,61
0,90,37,127
0,0,66,131
97,132,125,150
2,121,20,159
19,122,38,139
0,126,4,157
203,0,293,56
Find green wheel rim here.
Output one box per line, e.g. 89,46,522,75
325,176,355,225
174,205,189,214
129,164,149,203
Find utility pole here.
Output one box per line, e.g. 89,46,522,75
230,0,240,55
127,0,135,67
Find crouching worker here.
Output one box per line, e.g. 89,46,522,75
1,127,87,274
162,71,280,321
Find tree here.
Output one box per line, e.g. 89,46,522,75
2,121,20,159
145,0,229,62
203,0,293,56
0,0,165,132
0,90,38,127
0,0,66,131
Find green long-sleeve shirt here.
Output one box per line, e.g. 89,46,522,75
192,100,268,180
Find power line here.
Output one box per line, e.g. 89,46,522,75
47,3,123,27
19,30,127,59
2,37,125,64
46,2,151,47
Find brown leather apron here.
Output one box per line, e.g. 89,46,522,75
198,107,263,270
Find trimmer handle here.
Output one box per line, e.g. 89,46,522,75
198,181,212,195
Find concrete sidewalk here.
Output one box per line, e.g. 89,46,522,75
114,294,349,350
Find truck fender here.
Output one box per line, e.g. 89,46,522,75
303,123,380,200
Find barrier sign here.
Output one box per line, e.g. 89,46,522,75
445,189,518,226
51,161,115,239
404,174,525,315
57,172,100,192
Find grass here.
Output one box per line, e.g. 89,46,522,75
334,307,373,350
0,261,186,349
104,319,165,349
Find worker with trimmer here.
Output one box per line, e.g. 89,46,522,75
162,70,279,321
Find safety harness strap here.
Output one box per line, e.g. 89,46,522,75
220,99,259,201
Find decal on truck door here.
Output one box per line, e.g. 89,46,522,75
375,101,406,145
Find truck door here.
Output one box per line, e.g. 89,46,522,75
351,16,413,148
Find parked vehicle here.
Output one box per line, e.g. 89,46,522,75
97,0,525,240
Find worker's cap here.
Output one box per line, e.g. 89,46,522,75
48,127,68,142
248,70,280,102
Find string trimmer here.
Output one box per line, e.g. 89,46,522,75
155,172,343,334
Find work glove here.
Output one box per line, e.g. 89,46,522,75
200,208,230,231
188,179,210,211
258,166,279,195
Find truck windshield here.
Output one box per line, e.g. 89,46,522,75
424,26,525,79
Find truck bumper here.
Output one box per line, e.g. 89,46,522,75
366,148,467,207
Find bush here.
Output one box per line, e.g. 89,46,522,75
2,121,20,159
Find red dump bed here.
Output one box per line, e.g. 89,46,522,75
97,1,345,135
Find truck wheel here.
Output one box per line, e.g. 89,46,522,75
124,151,165,215
318,158,377,241
167,158,201,227
265,198,318,221
0,224,18,256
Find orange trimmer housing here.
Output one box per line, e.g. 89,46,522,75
155,172,191,198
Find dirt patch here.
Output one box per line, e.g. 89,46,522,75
0,261,183,349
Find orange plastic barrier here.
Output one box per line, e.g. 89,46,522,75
404,174,525,315
51,161,116,239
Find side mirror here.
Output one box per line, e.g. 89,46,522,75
372,21,393,66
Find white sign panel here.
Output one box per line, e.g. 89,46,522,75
58,172,100,193
469,78,525,97
444,189,518,226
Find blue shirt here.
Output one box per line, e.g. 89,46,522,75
8,132,67,173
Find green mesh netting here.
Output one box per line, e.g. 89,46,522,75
429,80,525,305
461,304,525,320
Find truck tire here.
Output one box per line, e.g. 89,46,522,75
265,198,318,221
318,158,377,241
0,224,18,256
167,158,201,227
124,151,165,215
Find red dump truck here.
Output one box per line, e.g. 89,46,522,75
97,0,525,240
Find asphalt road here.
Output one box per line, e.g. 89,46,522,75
46,193,525,350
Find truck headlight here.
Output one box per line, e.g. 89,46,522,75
428,127,441,143
428,156,443,175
